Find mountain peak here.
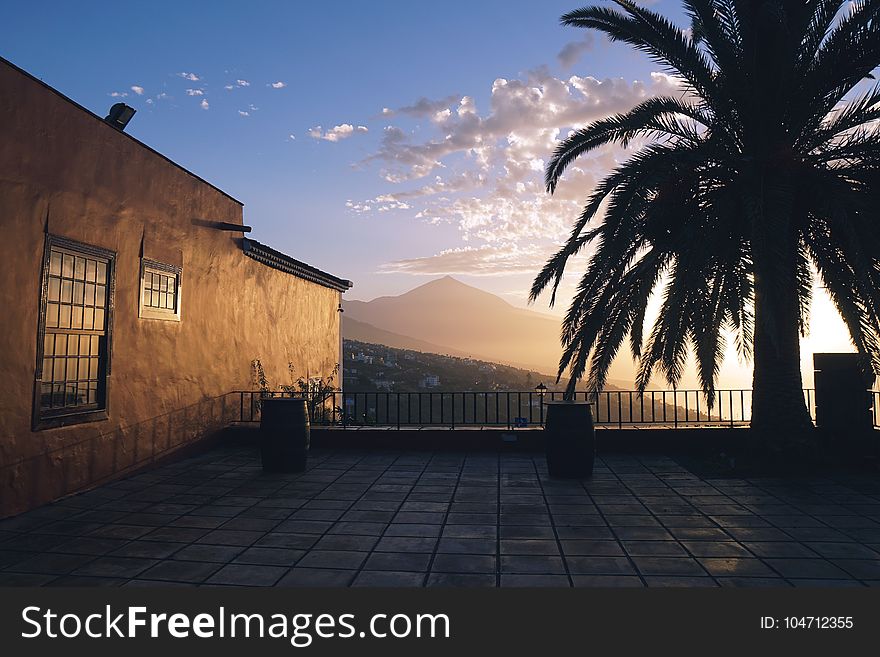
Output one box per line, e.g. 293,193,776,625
402,275,506,304
342,277,632,385
426,275,466,287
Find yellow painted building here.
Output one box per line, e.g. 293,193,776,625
0,57,351,518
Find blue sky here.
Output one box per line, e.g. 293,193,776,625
1,1,856,387
1,0,687,305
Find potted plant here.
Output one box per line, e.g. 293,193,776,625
251,360,339,473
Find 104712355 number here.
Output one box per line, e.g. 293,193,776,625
770,617,854,629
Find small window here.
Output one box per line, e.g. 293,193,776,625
34,235,115,429
139,259,181,321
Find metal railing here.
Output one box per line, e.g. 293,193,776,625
873,390,880,429
236,389,820,429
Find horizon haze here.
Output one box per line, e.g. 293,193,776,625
345,276,856,390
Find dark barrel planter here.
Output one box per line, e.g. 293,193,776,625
260,397,310,472
544,400,595,478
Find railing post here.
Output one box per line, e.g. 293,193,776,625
874,390,878,429
729,391,734,428
673,390,678,428
873,391,877,428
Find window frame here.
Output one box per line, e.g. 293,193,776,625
138,258,182,322
33,234,116,431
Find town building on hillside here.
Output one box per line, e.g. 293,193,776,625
420,374,441,388
0,56,352,518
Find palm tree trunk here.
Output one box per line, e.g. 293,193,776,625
750,266,814,450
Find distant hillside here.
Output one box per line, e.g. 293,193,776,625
343,276,634,386
343,317,471,358
343,338,561,393
342,339,713,424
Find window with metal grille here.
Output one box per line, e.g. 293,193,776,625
139,259,181,321
35,236,114,428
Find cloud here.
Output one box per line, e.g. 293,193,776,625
238,110,250,117
557,34,595,68
109,91,128,98
270,81,287,89
226,79,250,90
186,88,205,96
200,99,209,110
379,243,552,276
308,124,369,142
363,69,682,183
352,67,684,279
346,171,486,214
346,195,411,213
178,72,200,81
145,92,169,105
383,94,462,118
130,85,144,95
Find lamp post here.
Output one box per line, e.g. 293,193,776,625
535,382,547,425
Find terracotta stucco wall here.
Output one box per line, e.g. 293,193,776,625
0,62,342,518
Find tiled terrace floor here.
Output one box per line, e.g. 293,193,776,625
2,446,880,587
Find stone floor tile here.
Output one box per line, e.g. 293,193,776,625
206,564,287,586
631,556,706,576
698,558,776,577
295,550,367,570
426,573,496,587
499,539,560,555
363,552,432,572
572,575,644,587
233,547,305,566
277,568,356,587
564,556,636,576
352,571,425,587
431,554,496,574
762,558,852,579
138,560,221,583
374,536,438,553
500,574,570,587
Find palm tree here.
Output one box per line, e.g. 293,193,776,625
531,0,880,448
